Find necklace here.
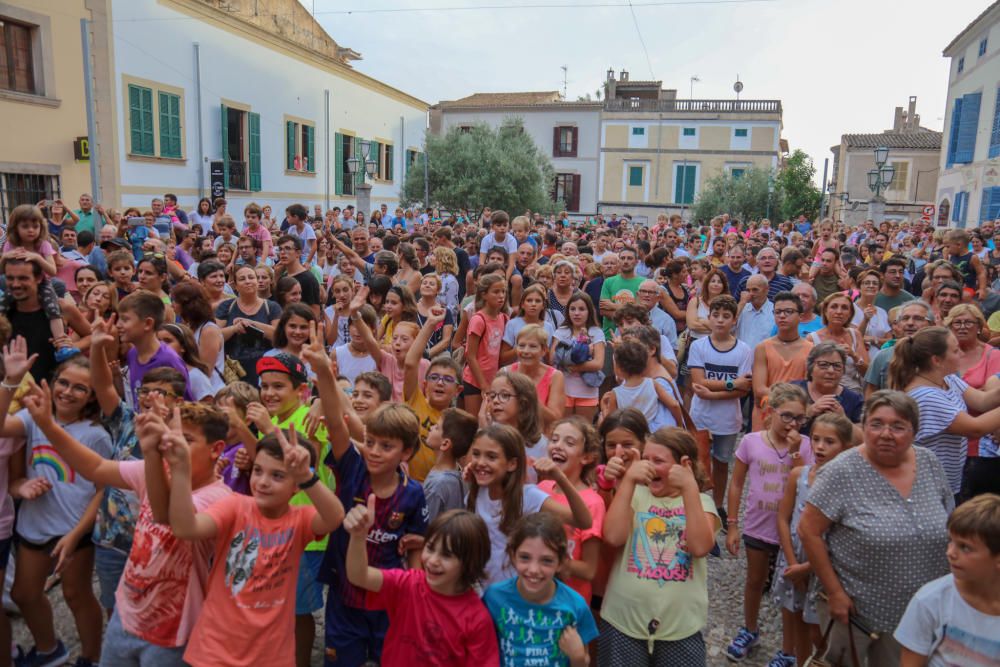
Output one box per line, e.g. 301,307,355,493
764,431,790,460
917,373,948,390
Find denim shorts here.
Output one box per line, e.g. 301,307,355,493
296,550,325,614
710,433,740,464
101,609,188,667
95,545,130,611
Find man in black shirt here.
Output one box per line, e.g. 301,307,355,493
274,235,321,318
3,258,57,382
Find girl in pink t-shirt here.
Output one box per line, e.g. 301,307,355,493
344,504,499,666
538,417,606,605
462,274,508,416
0,205,74,360
723,383,815,661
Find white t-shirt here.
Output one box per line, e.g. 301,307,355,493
850,302,891,359
325,306,352,348
475,484,548,586
479,232,518,258
552,326,606,399
894,574,1000,666
687,336,752,435
287,224,317,263
502,316,556,349
335,344,377,385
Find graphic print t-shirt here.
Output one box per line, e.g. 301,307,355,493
483,577,598,667
687,337,753,435
599,486,719,642
184,495,317,667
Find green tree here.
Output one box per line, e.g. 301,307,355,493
691,167,781,223
402,118,561,216
776,149,822,221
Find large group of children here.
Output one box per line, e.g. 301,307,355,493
0,199,998,667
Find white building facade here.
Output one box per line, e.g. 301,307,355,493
431,93,602,214
94,0,427,217
936,1,1000,228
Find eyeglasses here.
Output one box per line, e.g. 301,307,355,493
142,252,164,260
815,360,845,372
637,289,660,296
137,386,178,399
485,391,515,403
426,373,458,386
774,308,798,317
950,320,978,329
776,411,809,426
54,377,90,396
867,420,912,436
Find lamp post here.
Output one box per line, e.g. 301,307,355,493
866,145,895,224
346,139,378,219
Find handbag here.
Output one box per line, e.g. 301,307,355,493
221,300,250,384
803,617,861,667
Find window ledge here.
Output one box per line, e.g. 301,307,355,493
127,153,187,165
0,89,60,108
284,169,317,177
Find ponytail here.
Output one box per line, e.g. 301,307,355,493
888,326,950,390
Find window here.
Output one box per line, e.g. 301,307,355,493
628,166,644,187
406,149,422,174
948,93,982,166
126,79,185,160
981,38,988,56
953,191,968,224
682,128,696,136
888,161,908,193
674,164,696,204
990,87,1000,158
553,173,581,211
285,119,316,173
734,128,748,137
553,126,578,157
0,172,60,225
632,127,645,136
980,187,1000,224
731,168,746,180
221,104,260,191
958,57,965,73
0,18,35,94
376,143,394,181
334,132,357,196
458,125,472,134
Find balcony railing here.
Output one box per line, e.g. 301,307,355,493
604,98,782,114
227,160,248,191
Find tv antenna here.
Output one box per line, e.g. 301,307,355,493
561,65,568,99
734,75,744,101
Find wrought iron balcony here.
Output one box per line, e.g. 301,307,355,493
604,99,782,114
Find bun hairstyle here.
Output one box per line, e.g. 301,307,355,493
888,326,951,390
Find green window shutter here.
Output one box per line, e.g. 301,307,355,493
286,121,296,170
373,141,381,179
355,136,364,186
628,166,643,186
158,92,181,158
129,84,154,156
334,132,344,195
249,111,261,192
221,104,229,185
675,165,696,204
305,125,315,172
386,145,394,181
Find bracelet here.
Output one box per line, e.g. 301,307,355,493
298,474,321,490
726,518,739,525
0,379,20,391
595,464,616,491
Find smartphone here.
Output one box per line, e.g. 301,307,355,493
127,216,145,228
246,322,263,333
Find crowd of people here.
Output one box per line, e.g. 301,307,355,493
0,193,996,667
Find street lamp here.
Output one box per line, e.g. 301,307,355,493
866,145,894,223
347,139,378,216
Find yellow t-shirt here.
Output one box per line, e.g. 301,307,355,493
274,405,332,551
405,388,440,483
600,486,718,642
988,311,1000,333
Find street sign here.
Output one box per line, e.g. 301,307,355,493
73,137,90,162
921,205,935,223
210,161,225,199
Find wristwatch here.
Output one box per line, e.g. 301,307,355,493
298,474,321,490
725,379,735,391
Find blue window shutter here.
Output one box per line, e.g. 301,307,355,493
960,192,969,225
953,191,965,223
956,92,982,164
989,187,1000,222
990,89,1000,158
979,189,993,225
947,98,963,167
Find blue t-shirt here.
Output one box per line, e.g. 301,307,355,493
483,577,598,667
320,444,428,607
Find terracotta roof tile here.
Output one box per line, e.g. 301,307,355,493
842,131,942,150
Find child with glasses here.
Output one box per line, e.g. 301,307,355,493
725,382,816,664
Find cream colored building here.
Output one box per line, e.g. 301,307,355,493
830,97,941,226
598,70,784,222
0,0,94,223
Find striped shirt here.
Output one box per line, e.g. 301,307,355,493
736,272,794,302
909,374,969,494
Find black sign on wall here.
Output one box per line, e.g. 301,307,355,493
73,137,90,162
210,161,225,200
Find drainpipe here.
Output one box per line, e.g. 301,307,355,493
194,42,205,199
80,19,101,201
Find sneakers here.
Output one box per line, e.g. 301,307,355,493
15,641,68,667
767,650,796,667
726,627,760,662
54,347,80,363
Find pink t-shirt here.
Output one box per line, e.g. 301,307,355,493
2,239,55,257
243,225,273,254
366,568,499,667
377,350,429,403
734,431,814,545
115,461,231,647
184,495,317,667
538,481,605,604
461,311,508,389
0,438,23,539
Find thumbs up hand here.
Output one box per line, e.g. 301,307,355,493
343,493,376,536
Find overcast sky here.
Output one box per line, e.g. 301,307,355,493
307,0,985,185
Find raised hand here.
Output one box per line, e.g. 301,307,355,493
2,336,38,383
624,459,655,486
348,286,369,313
343,493,375,536
665,455,697,493
246,402,274,434
275,427,312,484
532,456,561,482
135,410,169,456
90,313,118,349
300,321,330,371
425,305,446,327
234,447,251,472
21,380,53,426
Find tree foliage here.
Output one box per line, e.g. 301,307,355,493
402,118,561,216
691,167,782,223
776,149,822,221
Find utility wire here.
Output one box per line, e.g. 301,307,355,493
627,1,657,80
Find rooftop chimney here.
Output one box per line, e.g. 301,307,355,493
893,106,904,132
607,67,615,81
907,96,918,131
620,69,629,81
